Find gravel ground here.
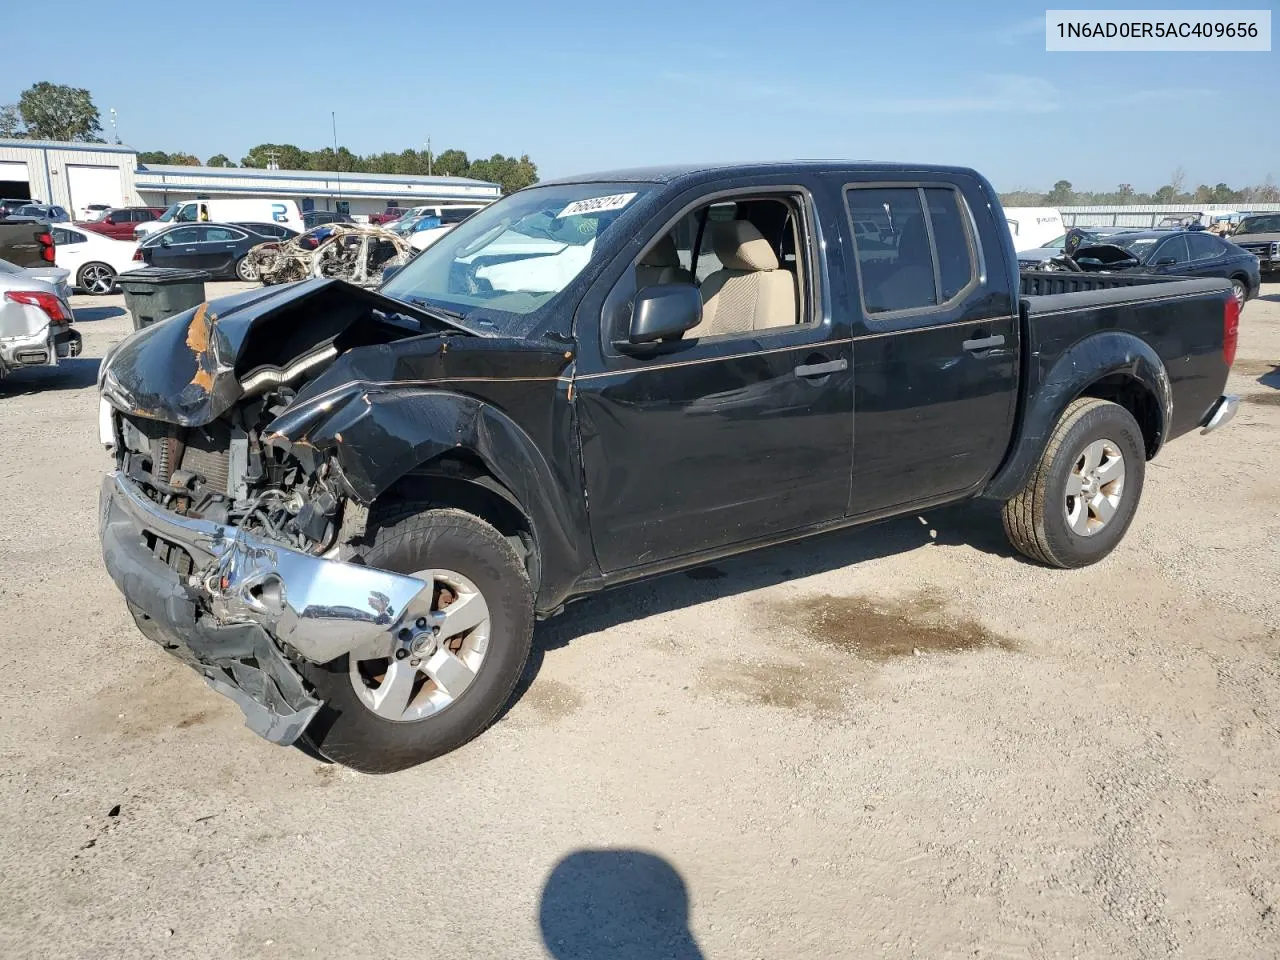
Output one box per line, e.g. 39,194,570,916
0,282,1277,959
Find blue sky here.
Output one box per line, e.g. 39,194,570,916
5,0,1277,191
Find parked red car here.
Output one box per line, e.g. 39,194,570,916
79,207,166,241
368,207,410,226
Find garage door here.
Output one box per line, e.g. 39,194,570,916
66,165,124,217
0,160,31,201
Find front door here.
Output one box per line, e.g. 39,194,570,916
841,179,1020,516
575,187,854,573
150,226,201,268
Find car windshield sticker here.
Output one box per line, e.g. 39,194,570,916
555,193,637,219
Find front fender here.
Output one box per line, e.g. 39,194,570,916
983,330,1171,501
265,386,591,612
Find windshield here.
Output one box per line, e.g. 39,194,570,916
381,182,651,333
156,203,180,223
1236,215,1280,235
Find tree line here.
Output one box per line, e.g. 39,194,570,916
1,81,539,195
136,145,539,195
1001,168,1280,207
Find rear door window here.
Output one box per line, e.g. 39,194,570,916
924,188,976,301
1186,232,1222,261
845,185,977,316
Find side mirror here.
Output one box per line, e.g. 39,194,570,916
105,216,115,224
622,284,702,346
159,235,172,247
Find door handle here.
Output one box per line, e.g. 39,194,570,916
794,358,848,378
962,334,1005,352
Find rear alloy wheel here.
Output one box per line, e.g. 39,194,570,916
1230,279,1247,311
235,256,260,282
77,261,116,296
1002,398,1146,568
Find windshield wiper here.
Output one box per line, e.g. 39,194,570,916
400,296,470,324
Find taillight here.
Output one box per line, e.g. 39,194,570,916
133,249,143,261
5,290,69,322
37,230,55,263
1223,295,1239,368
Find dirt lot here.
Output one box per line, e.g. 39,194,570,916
0,282,1277,959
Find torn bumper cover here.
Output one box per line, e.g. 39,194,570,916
99,471,429,745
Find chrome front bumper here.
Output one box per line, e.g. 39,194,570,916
99,471,430,743
1201,394,1239,435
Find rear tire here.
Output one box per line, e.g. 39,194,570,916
235,256,259,282
1230,278,1247,311
1002,398,1146,568
77,261,116,296
298,506,534,773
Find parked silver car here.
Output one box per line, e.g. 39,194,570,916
0,259,80,376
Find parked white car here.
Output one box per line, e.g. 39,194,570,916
52,225,140,296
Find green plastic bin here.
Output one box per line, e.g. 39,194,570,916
117,267,210,331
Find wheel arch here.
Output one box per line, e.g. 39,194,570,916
984,330,1170,501
268,387,591,614
380,451,543,597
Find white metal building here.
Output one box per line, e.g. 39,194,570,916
133,165,501,219
1062,203,1280,228
0,138,501,220
0,138,137,214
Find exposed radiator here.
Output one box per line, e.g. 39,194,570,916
179,433,231,493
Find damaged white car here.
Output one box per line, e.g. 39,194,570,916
243,224,414,288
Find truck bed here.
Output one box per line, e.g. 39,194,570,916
1018,273,1233,445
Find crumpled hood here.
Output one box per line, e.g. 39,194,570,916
1070,244,1142,271
100,278,464,426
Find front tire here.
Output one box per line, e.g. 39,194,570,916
299,506,534,773
1002,398,1146,568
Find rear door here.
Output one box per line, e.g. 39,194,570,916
191,226,247,275
842,177,1020,517
1184,232,1230,279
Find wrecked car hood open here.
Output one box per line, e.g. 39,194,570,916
100,278,481,426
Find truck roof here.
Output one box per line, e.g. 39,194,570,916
538,161,985,187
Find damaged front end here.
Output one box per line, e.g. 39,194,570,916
99,471,429,742
96,277,528,744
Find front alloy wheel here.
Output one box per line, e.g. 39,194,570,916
348,568,491,721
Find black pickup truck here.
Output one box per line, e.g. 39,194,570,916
97,162,1241,771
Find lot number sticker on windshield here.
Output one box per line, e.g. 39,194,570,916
555,192,637,219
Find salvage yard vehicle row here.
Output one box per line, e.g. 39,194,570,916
96,161,1240,771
